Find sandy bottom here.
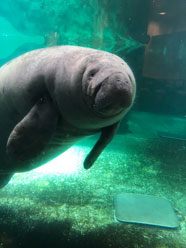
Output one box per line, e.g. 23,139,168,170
0,111,186,248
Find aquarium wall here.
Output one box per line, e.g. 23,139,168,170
1,1,186,248
141,0,186,114
0,0,148,62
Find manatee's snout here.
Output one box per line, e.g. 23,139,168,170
93,72,134,116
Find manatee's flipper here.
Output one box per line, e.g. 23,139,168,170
0,173,13,188
84,121,120,169
7,97,59,162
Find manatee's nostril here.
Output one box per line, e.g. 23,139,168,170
125,80,129,84
119,79,130,86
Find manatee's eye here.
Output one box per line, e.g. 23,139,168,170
87,68,98,81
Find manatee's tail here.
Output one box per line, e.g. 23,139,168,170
0,173,13,189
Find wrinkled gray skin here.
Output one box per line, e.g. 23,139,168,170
0,46,136,188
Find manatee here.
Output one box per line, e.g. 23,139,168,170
0,45,136,188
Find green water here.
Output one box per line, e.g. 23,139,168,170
0,0,145,64
0,0,186,247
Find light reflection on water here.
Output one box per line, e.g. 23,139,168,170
9,146,87,185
